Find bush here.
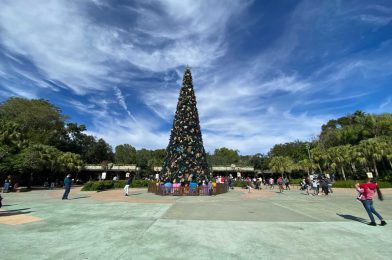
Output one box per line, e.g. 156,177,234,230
288,178,302,185
131,179,150,188
81,180,114,191
234,180,249,188
81,179,151,191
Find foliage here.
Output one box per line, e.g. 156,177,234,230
268,156,294,176
319,111,392,148
115,144,137,164
0,98,113,184
234,180,249,188
211,147,240,165
248,153,269,170
0,97,66,147
84,138,114,164
268,141,309,163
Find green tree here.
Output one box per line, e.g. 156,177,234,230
325,145,352,180
268,141,308,163
58,152,83,178
249,153,268,170
136,148,151,170
269,156,294,177
212,147,240,166
0,97,66,147
296,159,314,176
356,138,384,177
85,138,114,164
114,144,137,164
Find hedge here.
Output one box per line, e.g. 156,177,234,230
81,179,150,191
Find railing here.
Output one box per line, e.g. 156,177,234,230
148,182,229,196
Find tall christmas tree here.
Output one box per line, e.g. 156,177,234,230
161,66,210,182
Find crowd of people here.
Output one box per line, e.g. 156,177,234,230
154,174,235,196
299,174,334,196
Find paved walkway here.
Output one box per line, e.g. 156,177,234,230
1,187,391,259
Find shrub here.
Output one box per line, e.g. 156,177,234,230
81,180,115,191
131,179,150,188
234,180,248,188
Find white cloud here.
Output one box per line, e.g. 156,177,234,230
1,0,391,156
113,86,136,121
359,14,392,26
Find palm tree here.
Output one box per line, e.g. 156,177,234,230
326,145,352,180
297,159,314,176
377,136,392,169
311,147,327,174
356,138,383,177
269,156,294,177
58,152,83,178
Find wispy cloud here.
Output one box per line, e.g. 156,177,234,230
113,86,136,122
1,0,391,155
359,14,392,26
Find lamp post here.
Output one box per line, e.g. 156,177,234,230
305,143,313,176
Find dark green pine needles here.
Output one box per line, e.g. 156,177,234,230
160,67,210,182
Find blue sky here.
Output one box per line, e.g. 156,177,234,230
0,0,392,155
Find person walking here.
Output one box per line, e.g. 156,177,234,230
284,176,290,190
277,177,284,193
356,173,386,226
269,177,274,189
62,174,72,200
124,177,132,196
320,177,329,196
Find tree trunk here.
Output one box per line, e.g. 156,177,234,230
340,166,346,180
373,159,379,177
317,164,322,174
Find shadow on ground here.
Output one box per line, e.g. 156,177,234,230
337,213,368,224
0,208,34,216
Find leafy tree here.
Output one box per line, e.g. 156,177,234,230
136,148,151,170
268,141,308,163
212,147,240,166
249,153,269,170
115,144,137,164
85,138,114,164
319,111,392,148
0,97,66,147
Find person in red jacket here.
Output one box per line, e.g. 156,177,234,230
356,175,387,226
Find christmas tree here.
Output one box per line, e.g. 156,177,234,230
160,66,210,182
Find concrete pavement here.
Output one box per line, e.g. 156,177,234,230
1,186,391,259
